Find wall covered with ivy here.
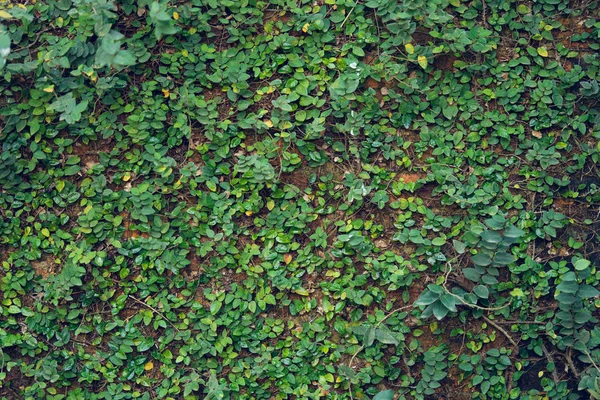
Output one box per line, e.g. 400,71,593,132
1,0,600,399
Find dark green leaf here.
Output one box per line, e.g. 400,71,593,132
364,326,376,347
472,253,492,266
493,252,516,265
473,285,489,298
373,390,394,400
578,285,600,298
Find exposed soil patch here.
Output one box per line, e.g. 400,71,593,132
31,254,57,279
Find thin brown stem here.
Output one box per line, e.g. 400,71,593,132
541,343,560,386
483,315,518,347
129,296,179,331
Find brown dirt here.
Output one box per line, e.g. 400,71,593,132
398,173,425,184
412,28,432,45
281,163,312,190
263,9,291,23
433,54,457,71
120,211,150,240
31,254,57,279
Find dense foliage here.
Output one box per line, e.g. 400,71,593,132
1,0,600,399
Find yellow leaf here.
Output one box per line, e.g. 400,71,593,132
538,370,544,378
266,199,275,211
172,11,179,20
283,254,292,265
181,49,188,57
122,172,131,182
162,89,170,98
429,321,438,333
417,55,428,69
264,119,273,128
302,23,310,33
294,288,309,296
144,361,154,371
537,47,549,57
43,85,55,93
405,43,415,54
41,228,50,237
245,210,253,216
0,10,13,19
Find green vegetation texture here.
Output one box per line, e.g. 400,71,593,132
1,0,600,399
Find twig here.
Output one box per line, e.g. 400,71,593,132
541,343,560,386
481,0,488,27
13,29,50,52
129,296,179,331
339,6,355,30
493,320,545,325
506,369,514,394
402,353,413,379
583,348,600,375
565,348,580,379
442,265,512,312
483,315,517,347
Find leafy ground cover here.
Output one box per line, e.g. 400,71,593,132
1,0,600,399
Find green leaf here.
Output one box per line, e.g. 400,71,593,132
373,390,394,400
472,253,492,267
138,337,155,352
210,301,222,315
578,285,600,299
474,285,489,298
338,365,356,380
503,225,524,239
428,284,445,294
493,252,516,265
485,216,505,230
0,31,10,70
364,325,376,347
574,259,591,271
432,237,446,246
453,240,466,254
113,50,136,67
481,230,502,244
442,105,458,120
432,301,449,320
149,1,179,40
375,327,400,345
440,294,457,312
557,280,579,294
462,268,481,282
272,96,293,112
415,290,439,306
